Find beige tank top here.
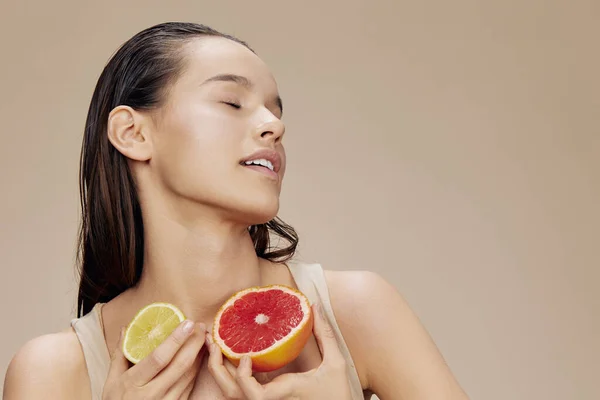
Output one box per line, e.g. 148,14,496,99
71,262,368,399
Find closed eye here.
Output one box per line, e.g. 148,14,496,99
222,101,241,109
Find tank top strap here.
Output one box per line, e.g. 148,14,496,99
70,303,110,400
286,260,367,399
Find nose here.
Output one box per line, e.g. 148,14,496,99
254,114,285,144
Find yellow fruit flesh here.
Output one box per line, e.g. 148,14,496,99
123,303,185,364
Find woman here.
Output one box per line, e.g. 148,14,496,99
3,22,468,399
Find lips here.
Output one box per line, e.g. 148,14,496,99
243,158,275,172
240,149,282,173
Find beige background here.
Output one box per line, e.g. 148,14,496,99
1,1,598,399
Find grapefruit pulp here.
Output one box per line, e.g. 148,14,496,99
212,285,313,372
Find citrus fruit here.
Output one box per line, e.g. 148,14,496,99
122,302,186,364
212,285,313,373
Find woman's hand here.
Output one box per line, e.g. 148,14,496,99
102,320,206,400
206,303,354,400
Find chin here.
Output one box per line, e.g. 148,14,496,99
234,197,280,226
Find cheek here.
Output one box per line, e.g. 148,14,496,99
165,104,241,154
152,106,242,189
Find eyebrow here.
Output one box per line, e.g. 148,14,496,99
201,73,283,116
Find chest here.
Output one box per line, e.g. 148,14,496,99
189,335,322,399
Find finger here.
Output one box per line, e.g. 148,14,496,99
206,335,244,399
164,357,199,399
181,377,196,398
312,303,345,365
107,327,129,379
223,357,238,377
163,332,205,399
234,356,265,400
236,357,298,400
127,320,196,387
152,323,206,395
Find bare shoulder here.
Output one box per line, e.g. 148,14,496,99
323,269,399,324
322,270,389,389
324,269,393,308
323,269,412,324
324,269,469,399
3,328,90,400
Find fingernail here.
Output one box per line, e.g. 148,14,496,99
197,322,206,333
182,320,194,335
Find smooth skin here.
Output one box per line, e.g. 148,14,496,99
3,36,469,399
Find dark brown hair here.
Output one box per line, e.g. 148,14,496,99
76,22,298,317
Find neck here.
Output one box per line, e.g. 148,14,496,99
131,209,263,325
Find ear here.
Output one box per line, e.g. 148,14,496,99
107,105,152,161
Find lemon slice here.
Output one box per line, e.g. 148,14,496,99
122,302,186,364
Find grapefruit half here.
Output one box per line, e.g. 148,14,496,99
212,285,313,372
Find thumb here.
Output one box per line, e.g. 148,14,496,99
311,303,344,364
107,327,129,378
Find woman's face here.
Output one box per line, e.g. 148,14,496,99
147,37,286,225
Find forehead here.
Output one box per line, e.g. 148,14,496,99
177,36,279,93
